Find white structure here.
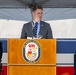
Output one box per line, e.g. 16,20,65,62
0,8,76,38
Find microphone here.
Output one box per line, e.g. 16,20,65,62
31,22,43,39
31,22,34,39
38,35,43,39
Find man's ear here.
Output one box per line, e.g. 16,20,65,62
32,12,34,15
32,12,35,18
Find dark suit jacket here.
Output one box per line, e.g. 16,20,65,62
21,21,53,39
0,42,2,61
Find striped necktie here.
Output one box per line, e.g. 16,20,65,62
33,22,38,38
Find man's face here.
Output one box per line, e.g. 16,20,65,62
32,9,43,22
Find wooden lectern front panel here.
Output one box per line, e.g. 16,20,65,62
8,66,56,75
8,39,56,75
8,39,56,65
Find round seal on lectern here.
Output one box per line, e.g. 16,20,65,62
23,40,41,63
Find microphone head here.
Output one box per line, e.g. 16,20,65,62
38,35,43,39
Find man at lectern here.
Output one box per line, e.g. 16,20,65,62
21,5,53,39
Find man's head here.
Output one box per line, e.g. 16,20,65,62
31,5,43,22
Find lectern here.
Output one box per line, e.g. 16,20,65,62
8,39,56,75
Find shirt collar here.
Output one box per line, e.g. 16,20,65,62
33,20,40,24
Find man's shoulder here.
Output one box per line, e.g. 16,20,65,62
24,22,31,25
41,21,50,27
41,21,49,25
23,22,31,27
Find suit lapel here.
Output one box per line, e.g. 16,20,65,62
39,21,44,35
29,22,33,35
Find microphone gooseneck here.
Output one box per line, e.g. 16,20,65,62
31,22,34,39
